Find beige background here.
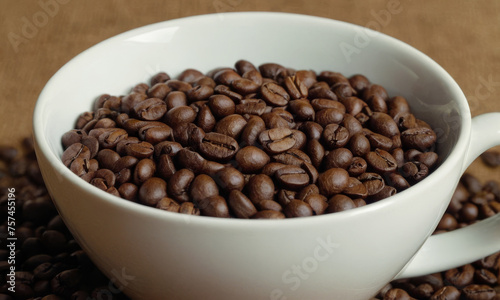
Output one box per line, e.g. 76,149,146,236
1,0,499,179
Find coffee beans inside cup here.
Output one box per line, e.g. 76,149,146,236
1,139,498,299
61,60,440,218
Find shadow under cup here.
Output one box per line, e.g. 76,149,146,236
33,13,472,300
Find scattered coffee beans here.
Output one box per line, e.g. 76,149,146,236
0,140,499,299
61,60,441,219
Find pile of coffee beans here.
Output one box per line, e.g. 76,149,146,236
0,139,499,299
61,60,440,218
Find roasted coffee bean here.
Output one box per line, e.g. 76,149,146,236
306,139,325,168
347,157,367,177
235,146,270,173
164,106,197,127
165,91,188,109
324,148,353,170
228,190,257,218
133,158,156,185
197,195,230,218
349,133,371,157
370,112,400,137
208,95,235,118
138,177,167,206
256,199,282,212
284,199,313,218
358,172,385,196
252,210,286,219
402,161,429,182
214,114,247,139
288,99,315,120
273,149,312,166
156,197,180,213
366,149,398,173
275,165,310,190
198,132,239,161
343,177,368,199
259,128,296,154
364,129,393,151
214,167,245,193
61,143,91,167
303,194,328,215
318,168,349,197
462,284,496,300
133,98,167,121
322,124,350,150
326,194,356,213
316,108,344,127
118,183,138,201
445,264,475,287
246,174,275,204
401,127,437,150
190,174,219,204
261,82,290,106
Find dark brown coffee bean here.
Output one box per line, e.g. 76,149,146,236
401,127,437,150
120,92,147,115
458,202,479,222
273,149,312,166
235,59,257,75
152,198,179,213
196,195,229,218
246,174,275,204
402,161,429,182
429,286,460,300
164,106,197,127
259,63,288,81
187,84,214,102
118,183,138,201
252,210,286,219
364,129,393,151
61,129,87,149
310,98,345,113
138,177,167,206
190,174,219,204
256,199,282,212
50,268,83,297
167,169,195,203
303,194,328,215
366,95,388,113
261,82,290,106
166,79,192,92
370,112,400,137
284,75,308,99
358,172,385,196
347,157,367,177
284,199,313,218
208,94,235,118
239,115,265,147
138,123,173,145
261,162,287,177
306,139,325,169
235,98,267,116
94,94,121,111
154,141,183,158
214,114,247,139
61,143,91,167
119,140,154,159
324,148,353,170
165,91,187,110
445,264,475,287
151,72,170,86
227,190,257,219
288,99,315,121
348,133,370,157
315,109,344,127
387,173,410,191
326,194,356,213
366,149,398,173
461,284,496,300
275,165,310,190
259,128,296,154
370,185,397,201
300,121,323,140
178,68,204,83
235,146,270,173
318,168,349,197
214,167,245,193
197,132,239,162
322,124,350,149
133,158,156,185
343,177,368,199
133,97,167,121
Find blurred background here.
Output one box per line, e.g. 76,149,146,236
1,0,500,178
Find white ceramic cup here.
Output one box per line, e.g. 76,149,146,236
33,12,500,300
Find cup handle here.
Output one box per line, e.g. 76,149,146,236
395,112,500,279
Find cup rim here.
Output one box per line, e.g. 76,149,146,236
33,12,471,227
